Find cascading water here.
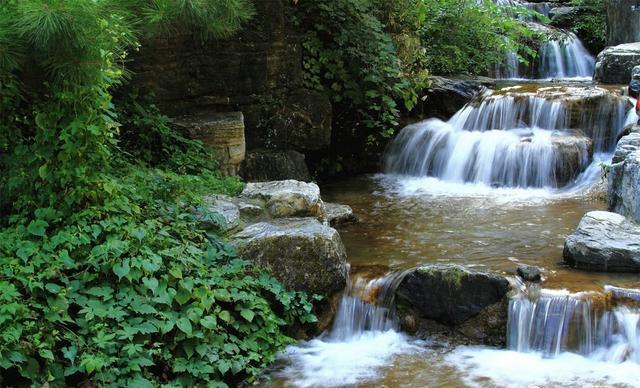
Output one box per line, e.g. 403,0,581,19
492,0,595,79
275,271,418,387
384,86,631,189
537,33,595,79
450,285,640,387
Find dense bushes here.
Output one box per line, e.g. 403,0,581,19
0,1,315,386
570,0,607,54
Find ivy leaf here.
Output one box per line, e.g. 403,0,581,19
142,277,159,294
27,220,48,237
240,309,255,322
113,259,130,281
200,315,217,329
219,310,231,323
176,318,192,335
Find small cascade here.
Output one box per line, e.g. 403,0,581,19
537,33,595,79
508,285,640,363
384,86,631,189
275,270,416,387
330,270,406,340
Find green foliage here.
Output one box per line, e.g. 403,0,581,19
570,0,606,54
295,0,428,151
0,168,315,386
0,0,314,386
419,0,537,76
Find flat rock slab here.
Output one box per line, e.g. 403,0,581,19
231,218,348,297
240,180,325,219
564,211,640,272
325,203,358,227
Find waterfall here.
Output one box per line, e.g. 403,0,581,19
538,33,595,79
276,271,417,387
384,88,630,189
507,287,640,363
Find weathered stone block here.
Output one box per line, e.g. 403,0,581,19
173,112,245,176
594,43,640,84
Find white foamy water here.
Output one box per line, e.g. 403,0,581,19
274,273,421,387
447,347,640,388
277,331,418,388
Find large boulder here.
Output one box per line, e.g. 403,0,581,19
395,264,511,345
606,0,640,46
609,128,640,223
240,149,311,182
240,180,325,219
193,196,241,232
594,43,640,84
563,211,640,272
231,218,348,297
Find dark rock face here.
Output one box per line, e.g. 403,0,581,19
395,264,511,345
563,211,640,272
606,0,640,46
240,149,311,182
594,43,640,84
414,77,489,120
549,7,576,29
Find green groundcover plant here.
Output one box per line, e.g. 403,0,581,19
0,1,315,386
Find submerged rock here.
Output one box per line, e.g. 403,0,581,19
240,149,311,182
609,129,640,223
563,211,640,272
594,42,640,84
240,180,325,219
395,264,511,345
517,265,542,282
231,218,348,297
325,203,358,227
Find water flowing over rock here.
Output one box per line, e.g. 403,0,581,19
606,0,640,46
385,85,629,189
231,218,348,297
537,32,595,79
563,211,640,272
594,43,640,84
395,264,511,345
240,180,325,219
508,286,640,363
609,128,640,222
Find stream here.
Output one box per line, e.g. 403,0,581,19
261,1,640,386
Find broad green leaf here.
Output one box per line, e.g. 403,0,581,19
176,318,192,335
240,309,255,322
27,220,48,237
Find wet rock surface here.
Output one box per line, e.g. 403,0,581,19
517,265,543,282
395,264,511,345
563,211,640,272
